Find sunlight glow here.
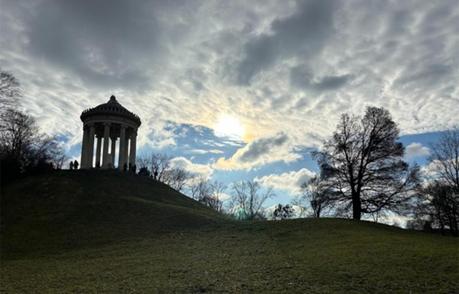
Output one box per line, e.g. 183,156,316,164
214,115,245,140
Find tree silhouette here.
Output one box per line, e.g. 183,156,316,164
301,176,332,218
414,128,459,235
314,107,420,220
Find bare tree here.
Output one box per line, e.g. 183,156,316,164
0,70,20,113
230,180,274,220
136,153,172,181
150,153,171,181
0,109,37,160
190,179,226,212
415,128,459,235
429,128,459,190
314,107,420,220
301,176,332,218
1,109,65,185
422,182,458,235
163,168,191,192
290,197,308,218
136,155,151,171
210,181,226,212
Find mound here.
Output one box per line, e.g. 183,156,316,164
1,170,226,256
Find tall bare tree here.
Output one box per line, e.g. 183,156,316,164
314,107,420,220
429,128,459,190
417,128,459,235
230,180,274,220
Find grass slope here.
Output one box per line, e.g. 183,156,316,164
1,170,225,256
1,171,458,293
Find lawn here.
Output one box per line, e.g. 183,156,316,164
2,219,458,293
1,171,458,293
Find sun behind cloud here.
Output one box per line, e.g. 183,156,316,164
213,114,245,141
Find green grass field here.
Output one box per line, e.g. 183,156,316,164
1,171,458,293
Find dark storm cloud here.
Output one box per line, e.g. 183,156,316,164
235,0,337,85
238,132,288,162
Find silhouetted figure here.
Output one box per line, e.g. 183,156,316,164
131,164,137,173
69,161,74,170
123,163,127,171
153,171,158,180
96,161,100,168
74,160,79,170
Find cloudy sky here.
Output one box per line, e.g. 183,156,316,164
1,0,458,209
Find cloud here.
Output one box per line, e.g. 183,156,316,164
0,0,458,165
420,157,458,185
189,149,224,155
235,0,337,85
255,168,316,196
290,66,353,92
405,142,430,159
214,132,301,170
169,156,213,180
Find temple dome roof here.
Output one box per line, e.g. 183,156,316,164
80,95,141,126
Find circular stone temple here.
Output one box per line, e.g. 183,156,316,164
80,95,141,170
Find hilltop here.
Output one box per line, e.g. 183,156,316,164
1,171,458,293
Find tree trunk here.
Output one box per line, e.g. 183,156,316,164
316,204,321,218
352,192,361,220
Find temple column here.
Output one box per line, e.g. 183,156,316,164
124,134,130,168
87,123,96,168
95,135,102,168
111,137,117,168
102,123,111,168
80,127,89,168
129,130,137,171
118,125,127,170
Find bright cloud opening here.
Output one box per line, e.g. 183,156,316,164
213,114,245,141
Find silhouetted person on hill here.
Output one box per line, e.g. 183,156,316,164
153,171,158,180
69,161,74,170
123,163,127,171
74,160,79,170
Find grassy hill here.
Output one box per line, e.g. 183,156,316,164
1,170,225,256
1,171,458,293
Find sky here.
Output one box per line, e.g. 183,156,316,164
1,0,458,215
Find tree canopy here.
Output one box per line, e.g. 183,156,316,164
313,107,419,220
